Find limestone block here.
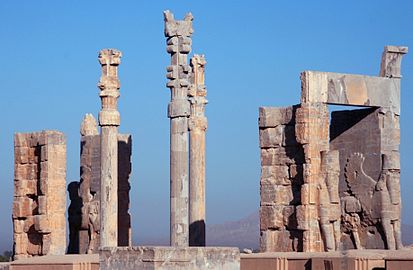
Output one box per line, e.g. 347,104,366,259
296,205,317,230
300,71,328,103
14,220,25,234
261,181,293,206
261,147,304,166
260,205,284,230
14,133,30,147
259,106,295,128
14,180,37,197
38,196,47,215
14,233,28,255
100,246,240,270
42,234,51,254
301,183,319,205
13,197,34,218
260,230,293,252
259,126,284,148
23,217,35,233
15,147,30,164
381,128,400,151
261,165,290,186
34,215,51,233
306,71,401,114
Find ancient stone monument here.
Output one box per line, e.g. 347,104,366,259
13,131,66,259
67,114,132,254
98,48,122,248
164,10,193,247
188,54,208,247
100,11,239,270
258,46,408,253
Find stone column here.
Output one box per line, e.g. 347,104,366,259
164,10,193,247
188,55,207,246
98,49,122,247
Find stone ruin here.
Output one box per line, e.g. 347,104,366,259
67,114,132,254
13,131,66,259
259,46,408,252
8,8,412,270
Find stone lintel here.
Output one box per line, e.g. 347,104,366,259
100,246,240,270
300,71,400,113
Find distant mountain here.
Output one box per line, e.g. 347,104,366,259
134,211,413,250
206,211,259,250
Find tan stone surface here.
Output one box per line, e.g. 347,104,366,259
13,131,66,259
259,46,407,253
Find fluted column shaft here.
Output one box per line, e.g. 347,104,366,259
188,55,207,246
98,49,122,248
164,10,193,247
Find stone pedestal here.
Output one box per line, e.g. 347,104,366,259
241,250,413,270
100,246,240,270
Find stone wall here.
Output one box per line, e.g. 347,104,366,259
259,46,406,252
258,105,304,252
13,131,66,259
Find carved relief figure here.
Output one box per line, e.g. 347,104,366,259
344,152,402,250
87,199,100,254
319,151,341,251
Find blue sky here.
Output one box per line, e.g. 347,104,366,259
0,1,412,251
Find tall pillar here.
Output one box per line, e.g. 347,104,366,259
164,10,193,247
188,55,207,246
98,49,122,247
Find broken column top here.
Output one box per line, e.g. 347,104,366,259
80,114,99,136
380,45,408,79
98,49,122,66
164,10,194,37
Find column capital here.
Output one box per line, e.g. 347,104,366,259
164,10,193,38
98,49,122,66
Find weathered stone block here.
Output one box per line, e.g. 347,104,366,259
15,147,30,164
14,220,25,234
300,183,319,205
296,205,317,231
261,165,290,186
13,130,67,259
260,205,284,230
260,147,304,166
259,106,295,128
100,246,240,270
14,180,37,197
260,230,296,252
34,215,51,233
259,126,284,148
261,181,293,206
13,197,34,218
14,233,28,255
23,217,35,233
